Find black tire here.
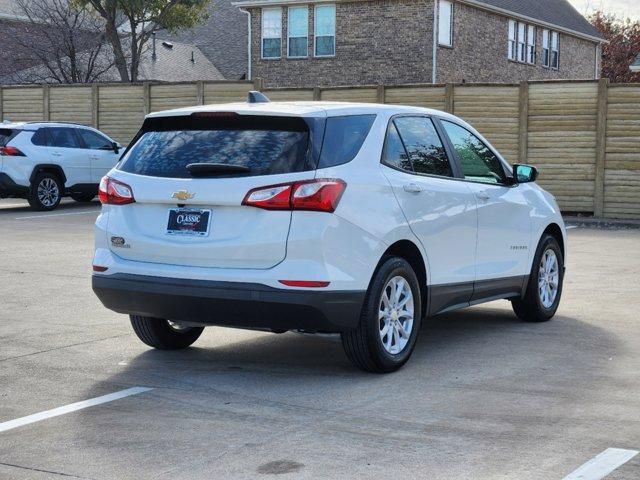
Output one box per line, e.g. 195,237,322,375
341,256,422,373
130,315,204,350
28,172,63,211
512,234,564,322
71,193,95,202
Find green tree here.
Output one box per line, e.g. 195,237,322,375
78,0,209,82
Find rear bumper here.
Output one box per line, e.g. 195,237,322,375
92,274,365,332
0,173,28,198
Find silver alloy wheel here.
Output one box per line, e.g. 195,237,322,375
379,276,414,355
37,178,60,207
167,320,191,332
538,248,560,309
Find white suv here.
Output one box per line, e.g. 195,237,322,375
92,95,566,373
0,122,121,210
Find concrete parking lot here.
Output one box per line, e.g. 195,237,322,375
0,198,638,479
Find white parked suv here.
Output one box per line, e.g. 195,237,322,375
92,94,566,373
0,122,121,210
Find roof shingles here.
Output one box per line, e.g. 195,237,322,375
168,0,248,80
470,0,603,39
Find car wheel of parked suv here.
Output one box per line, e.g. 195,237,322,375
512,234,564,322
341,256,422,373
130,315,204,350
28,172,63,211
71,193,96,203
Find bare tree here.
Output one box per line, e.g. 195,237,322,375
79,0,209,82
12,0,115,84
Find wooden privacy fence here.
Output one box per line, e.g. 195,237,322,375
0,79,638,220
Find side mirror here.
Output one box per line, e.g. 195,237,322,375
513,164,538,184
112,142,120,154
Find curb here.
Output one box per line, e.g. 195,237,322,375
563,216,640,230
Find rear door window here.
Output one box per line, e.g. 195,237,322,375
47,127,82,149
385,116,453,177
119,115,315,179
382,123,412,172
317,115,376,168
31,128,48,146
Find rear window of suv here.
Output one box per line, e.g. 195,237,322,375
118,113,376,179
119,115,317,179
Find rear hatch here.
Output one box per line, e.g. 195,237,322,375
106,112,325,269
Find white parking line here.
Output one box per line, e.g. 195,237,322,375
0,387,153,433
566,226,579,230
562,448,639,480
14,209,100,220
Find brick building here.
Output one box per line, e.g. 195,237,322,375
232,0,605,87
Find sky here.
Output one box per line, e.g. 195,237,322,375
568,0,639,20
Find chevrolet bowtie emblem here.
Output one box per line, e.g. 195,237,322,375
171,190,195,201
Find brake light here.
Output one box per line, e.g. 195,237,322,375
0,146,25,156
93,265,109,272
242,179,346,213
191,111,239,118
98,176,135,205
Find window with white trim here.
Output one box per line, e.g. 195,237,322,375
542,29,550,66
517,22,526,62
262,8,282,59
508,20,517,60
527,25,536,64
288,6,308,57
551,31,560,69
542,29,559,69
510,19,537,65
438,0,453,47
315,4,336,57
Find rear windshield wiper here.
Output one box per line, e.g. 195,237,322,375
186,163,251,177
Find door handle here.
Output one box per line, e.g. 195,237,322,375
476,192,491,201
403,183,423,194
51,152,62,157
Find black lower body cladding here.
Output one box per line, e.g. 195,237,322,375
92,274,366,333
0,173,28,197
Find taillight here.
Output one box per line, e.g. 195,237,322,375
242,179,346,213
98,176,135,205
0,146,25,156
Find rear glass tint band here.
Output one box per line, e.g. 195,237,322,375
142,114,312,133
